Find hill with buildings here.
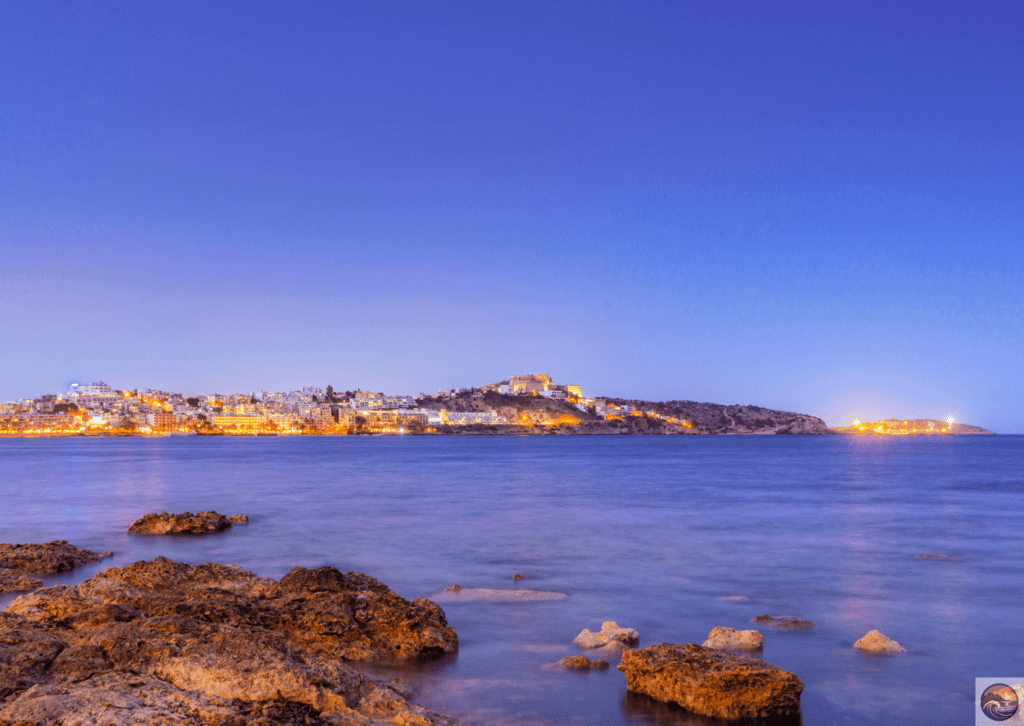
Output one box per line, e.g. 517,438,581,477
601,398,830,434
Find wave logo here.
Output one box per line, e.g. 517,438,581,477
981,683,1019,722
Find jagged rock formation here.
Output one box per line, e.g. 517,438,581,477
0,558,458,725
618,643,803,720
128,511,241,535
0,541,110,593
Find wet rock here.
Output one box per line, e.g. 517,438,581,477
574,621,639,649
1,558,458,725
512,573,529,580
752,614,815,629
0,541,107,576
228,514,250,525
555,655,609,671
702,625,763,651
853,629,905,653
128,511,232,535
618,643,803,720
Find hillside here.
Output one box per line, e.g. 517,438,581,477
605,398,830,434
417,393,830,435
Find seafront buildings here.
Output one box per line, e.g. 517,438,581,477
0,374,648,436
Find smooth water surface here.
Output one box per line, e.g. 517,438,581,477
1,436,1021,725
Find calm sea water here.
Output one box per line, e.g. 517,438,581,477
1,435,1022,725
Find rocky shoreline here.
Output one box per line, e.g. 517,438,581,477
1,556,458,726
2,536,910,724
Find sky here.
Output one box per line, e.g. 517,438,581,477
1,1,1022,432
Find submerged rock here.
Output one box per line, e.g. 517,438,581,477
753,614,815,629
702,625,763,651
128,511,232,535
916,553,953,560
555,655,609,671
574,621,640,649
618,643,803,720
0,542,110,593
853,629,906,653
0,557,458,725
513,573,530,580
431,587,565,602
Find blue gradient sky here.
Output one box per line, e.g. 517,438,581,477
2,1,1022,431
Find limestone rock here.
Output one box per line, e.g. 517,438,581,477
574,620,639,648
0,568,43,594
853,629,905,653
702,625,763,651
555,655,609,670
0,540,107,575
1,557,458,726
228,513,249,525
618,643,803,720
128,511,232,535
752,614,815,629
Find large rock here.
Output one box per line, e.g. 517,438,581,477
0,541,109,593
128,511,233,535
618,643,803,720
702,625,763,651
853,629,905,653
0,557,458,725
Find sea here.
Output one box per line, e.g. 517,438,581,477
1,435,1021,725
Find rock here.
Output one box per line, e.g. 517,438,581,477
0,541,106,575
916,553,953,560
512,573,529,580
0,557,458,725
0,569,43,594
702,625,763,651
752,614,815,629
444,584,461,591
228,513,249,525
128,511,232,535
555,655,609,671
618,643,803,720
853,630,905,653
574,620,640,648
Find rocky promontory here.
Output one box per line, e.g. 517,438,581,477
0,541,110,593
0,557,458,725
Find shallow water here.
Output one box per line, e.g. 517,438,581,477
1,435,1021,725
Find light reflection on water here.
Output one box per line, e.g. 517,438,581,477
0,435,1021,725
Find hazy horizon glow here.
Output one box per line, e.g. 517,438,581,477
2,2,1022,431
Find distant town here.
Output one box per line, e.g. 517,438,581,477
0,374,696,436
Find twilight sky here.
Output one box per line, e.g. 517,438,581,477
1,1,1022,432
